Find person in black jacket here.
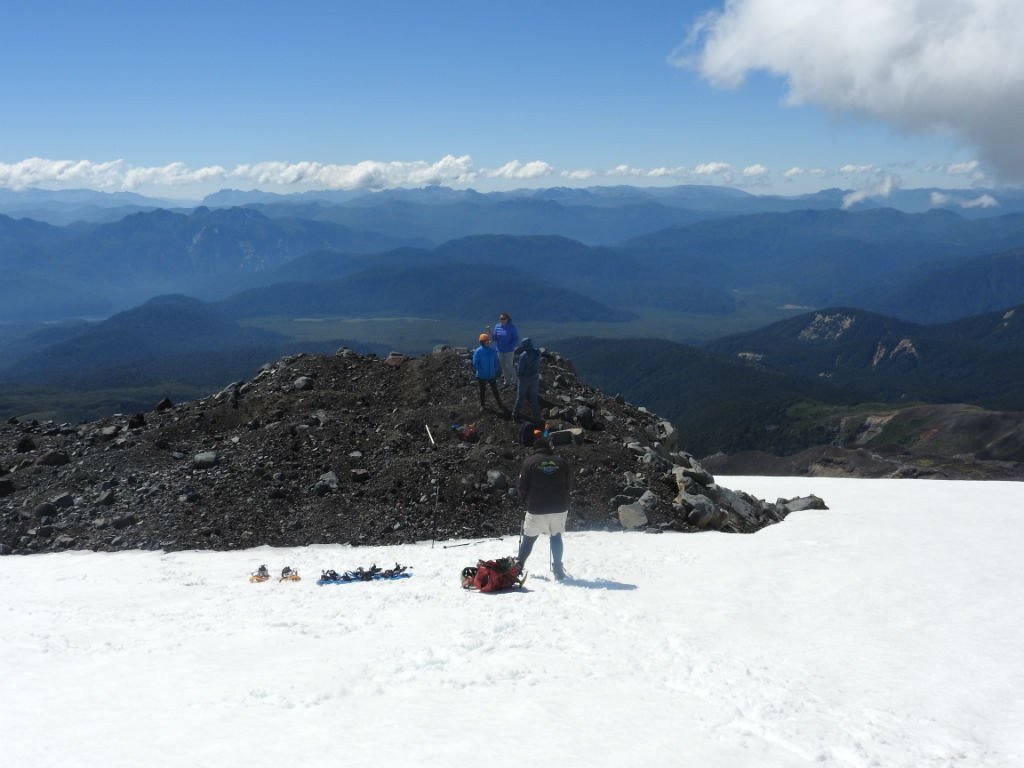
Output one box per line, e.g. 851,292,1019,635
516,437,572,580
512,337,542,423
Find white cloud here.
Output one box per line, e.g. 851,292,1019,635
229,155,481,189
560,169,596,180
742,164,768,177
947,160,981,176
962,193,999,208
839,164,875,175
842,174,899,209
482,160,553,180
0,158,123,190
606,164,690,178
0,155,556,193
607,164,647,177
930,190,999,208
677,0,1024,181
694,161,732,175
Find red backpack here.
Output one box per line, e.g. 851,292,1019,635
461,557,523,592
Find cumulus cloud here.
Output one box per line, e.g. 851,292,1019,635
783,166,829,180
676,0,1024,181
947,160,981,176
962,193,999,208
607,164,690,178
560,169,596,180
839,164,875,175
932,190,1000,208
742,164,768,177
694,161,732,175
842,174,899,209
229,155,482,189
0,154,569,193
481,160,553,180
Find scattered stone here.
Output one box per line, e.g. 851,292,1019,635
15,436,37,453
32,502,58,519
193,451,219,469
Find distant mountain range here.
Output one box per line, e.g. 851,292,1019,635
5,182,1024,460
556,304,1024,456
8,199,1024,326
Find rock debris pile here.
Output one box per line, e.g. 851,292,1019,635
1,347,824,555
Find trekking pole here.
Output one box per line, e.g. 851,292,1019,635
430,480,440,549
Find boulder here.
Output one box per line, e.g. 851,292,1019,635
617,501,649,529
486,470,511,490
15,436,37,453
193,451,219,469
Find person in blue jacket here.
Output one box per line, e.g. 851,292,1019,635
492,312,520,387
512,337,542,423
472,333,508,415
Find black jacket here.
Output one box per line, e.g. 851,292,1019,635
517,446,571,514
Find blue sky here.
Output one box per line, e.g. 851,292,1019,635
2,0,1022,199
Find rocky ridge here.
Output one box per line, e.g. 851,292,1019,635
0,347,824,556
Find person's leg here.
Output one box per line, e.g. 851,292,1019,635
499,351,514,385
550,533,564,565
512,378,525,420
517,535,537,567
478,379,487,409
527,378,541,420
489,379,506,411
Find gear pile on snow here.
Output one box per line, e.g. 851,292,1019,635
461,556,525,592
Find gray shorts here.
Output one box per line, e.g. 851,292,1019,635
523,511,568,537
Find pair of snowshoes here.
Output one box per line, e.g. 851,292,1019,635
249,565,300,582
316,563,410,585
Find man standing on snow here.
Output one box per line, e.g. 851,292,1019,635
516,436,572,580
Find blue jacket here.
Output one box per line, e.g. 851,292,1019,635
472,344,500,380
516,338,541,380
492,321,520,353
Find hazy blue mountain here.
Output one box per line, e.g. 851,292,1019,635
704,306,1024,410
244,196,714,246
621,208,1024,310
866,248,1024,323
3,295,283,378
552,336,858,456
928,302,1024,347
217,262,636,323
0,206,424,321
0,188,188,225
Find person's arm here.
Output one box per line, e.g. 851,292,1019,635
517,463,531,503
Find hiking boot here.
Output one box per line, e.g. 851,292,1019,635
552,562,566,581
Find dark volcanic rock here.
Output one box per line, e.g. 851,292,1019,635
0,348,817,555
